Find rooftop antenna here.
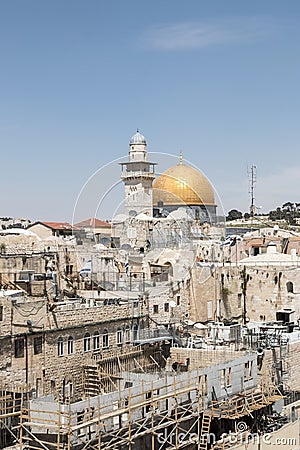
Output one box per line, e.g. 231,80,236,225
249,164,257,218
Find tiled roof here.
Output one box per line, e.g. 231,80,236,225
37,222,73,230
74,218,111,228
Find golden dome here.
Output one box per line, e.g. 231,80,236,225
153,163,215,206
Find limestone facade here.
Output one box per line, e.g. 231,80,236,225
190,264,300,323
0,294,145,401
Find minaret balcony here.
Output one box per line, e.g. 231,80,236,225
121,170,155,180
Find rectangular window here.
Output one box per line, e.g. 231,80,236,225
0,305,3,321
244,361,253,380
238,293,242,308
249,361,253,378
164,303,169,312
207,301,212,319
221,369,226,388
244,362,249,380
153,305,159,314
34,336,43,355
65,382,73,399
226,368,232,386
14,338,25,358
202,375,208,395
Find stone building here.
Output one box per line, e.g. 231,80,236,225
0,229,79,297
27,221,74,239
73,218,111,244
189,252,300,324
0,289,153,402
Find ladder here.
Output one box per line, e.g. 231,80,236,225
199,411,212,450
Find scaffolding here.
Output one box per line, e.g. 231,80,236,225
0,385,28,449
83,345,167,397
1,366,282,450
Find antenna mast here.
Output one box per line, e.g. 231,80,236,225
249,164,257,218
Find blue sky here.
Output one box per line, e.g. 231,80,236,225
0,1,300,221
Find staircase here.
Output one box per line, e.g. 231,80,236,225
199,411,212,450
83,365,101,397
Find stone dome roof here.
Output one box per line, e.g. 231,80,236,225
153,163,215,206
129,130,146,145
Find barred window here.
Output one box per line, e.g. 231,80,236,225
34,336,43,355
14,338,25,358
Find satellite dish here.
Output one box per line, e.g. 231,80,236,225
169,301,176,308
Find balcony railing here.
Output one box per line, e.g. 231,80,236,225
133,328,173,344
121,171,155,179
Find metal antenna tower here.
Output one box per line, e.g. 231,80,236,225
249,164,257,218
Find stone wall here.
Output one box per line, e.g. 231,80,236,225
190,265,217,322
190,264,300,323
170,346,248,368
0,296,148,401
148,279,190,325
43,320,138,401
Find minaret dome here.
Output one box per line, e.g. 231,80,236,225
129,129,147,162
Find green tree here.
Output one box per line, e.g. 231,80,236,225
226,209,243,221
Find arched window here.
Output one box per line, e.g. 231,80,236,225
125,325,130,343
132,324,138,343
287,281,294,293
68,336,74,355
84,332,91,352
117,328,122,346
58,337,64,356
102,329,109,349
93,331,100,350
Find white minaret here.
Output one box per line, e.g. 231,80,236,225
120,130,156,216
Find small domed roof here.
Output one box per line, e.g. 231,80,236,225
129,130,146,145
153,163,215,206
